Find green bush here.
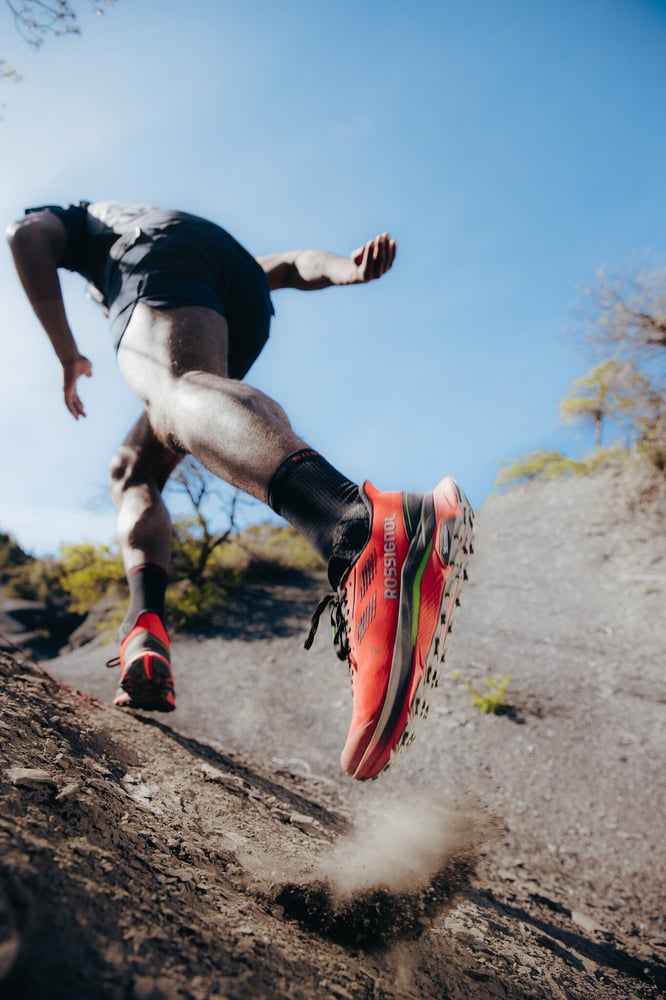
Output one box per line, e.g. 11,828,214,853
467,674,513,714
1,519,325,636
496,446,637,492
637,409,666,471
57,542,127,614
238,524,325,573
0,531,32,583
577,446,630,473
166,580,219,630
451,670,513,715
4,558,63,603
495,450,586,490
208,523,324,576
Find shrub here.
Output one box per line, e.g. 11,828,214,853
238,524,325,573
57,542,127,614
4,558,63,604
495,450,586,490
2,519,324,637
166,580,219,630
451,669,513,715
0,531,32,583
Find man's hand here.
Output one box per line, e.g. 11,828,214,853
62,356,92,419
351,232,397,283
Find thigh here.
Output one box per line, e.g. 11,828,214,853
117,302,230,404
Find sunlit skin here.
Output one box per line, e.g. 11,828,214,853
6,208,396,578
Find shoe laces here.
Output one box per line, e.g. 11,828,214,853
304,590,350,662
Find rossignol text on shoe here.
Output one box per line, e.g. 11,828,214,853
383,512,399,599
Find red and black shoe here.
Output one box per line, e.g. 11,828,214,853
106,612,175,712
306,476,474,780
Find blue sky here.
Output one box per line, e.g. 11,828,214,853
1,0,665,556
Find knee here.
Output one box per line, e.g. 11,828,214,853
109,437,182,507
255,394,292,428
108,446,137,506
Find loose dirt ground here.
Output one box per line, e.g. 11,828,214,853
1,463,665,999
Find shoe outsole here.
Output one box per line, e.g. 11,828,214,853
355,479,474,779
116,654,175,713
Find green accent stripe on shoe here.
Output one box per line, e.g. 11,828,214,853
411,541,433,647
403,495,414,535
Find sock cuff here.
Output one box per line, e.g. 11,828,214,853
267,449,320,512
128,563,168,580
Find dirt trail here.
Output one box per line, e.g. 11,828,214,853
1,463,665,999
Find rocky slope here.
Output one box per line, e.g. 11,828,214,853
1,462,665,999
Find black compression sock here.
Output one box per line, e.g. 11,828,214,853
267,449,370,587
120,563,168,639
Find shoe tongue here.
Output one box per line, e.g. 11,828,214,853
328,555,350,589
327,494,372,587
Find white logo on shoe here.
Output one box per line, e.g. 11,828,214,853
383,513,399,599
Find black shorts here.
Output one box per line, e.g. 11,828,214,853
109,214,274,380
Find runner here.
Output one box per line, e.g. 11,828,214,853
6,201,473,779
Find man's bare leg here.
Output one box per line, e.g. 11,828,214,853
116,304,307,500
117,305,370,575
112,302,377,716
107,411,182,710
109,410,183,574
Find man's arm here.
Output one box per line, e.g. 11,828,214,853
257,232,396,292
6,210,92,419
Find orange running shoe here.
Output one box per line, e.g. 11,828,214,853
306,477,473,780
106,612,175,712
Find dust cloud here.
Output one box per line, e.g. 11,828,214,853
315,791,480,898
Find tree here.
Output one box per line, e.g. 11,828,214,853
166,457,255,585
1,0,115,83
560,359,652,449
578,263,666,360
571,261,666,472
636,384,666,471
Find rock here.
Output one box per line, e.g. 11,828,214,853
5,766,56,789
132,974,180,1000
571,910,603,934
55,781,81,801
200,762,245,791
289,812,317,832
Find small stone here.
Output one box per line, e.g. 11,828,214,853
200,763,246,791
6,767,56,789
330,987,354,1000
571,910,603,934
133,975,178,1000
289,812,316,832
103,940,124,965
55,781,81,801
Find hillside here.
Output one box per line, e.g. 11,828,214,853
1,463,665,999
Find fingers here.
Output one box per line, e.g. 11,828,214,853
354,233,397,282
62,356,92,420
67,391,86,420
64,378,86,419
